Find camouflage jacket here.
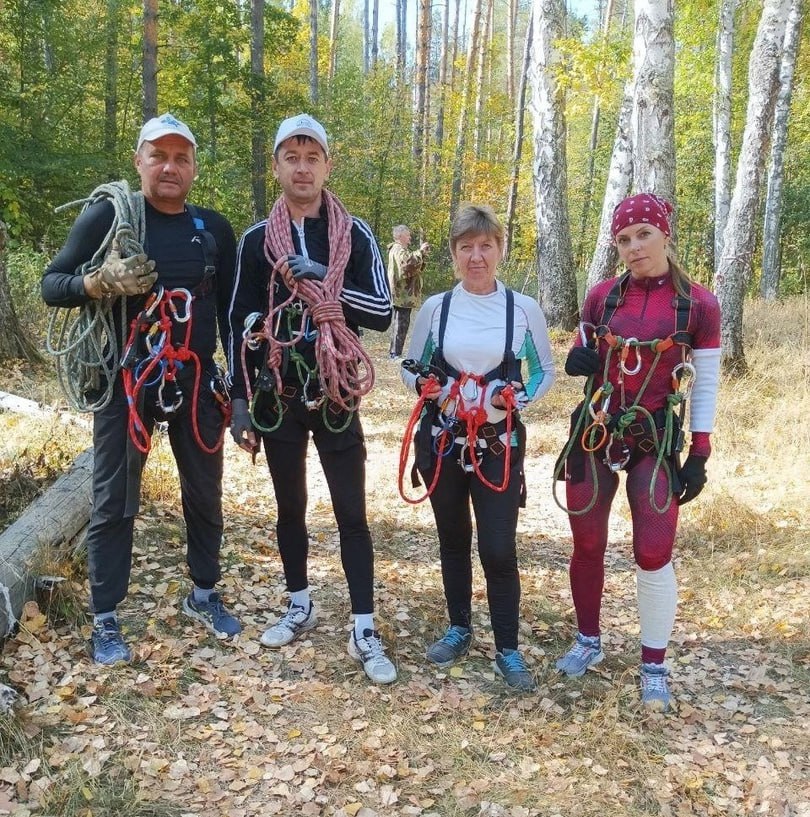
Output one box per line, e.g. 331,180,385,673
387,241,426,308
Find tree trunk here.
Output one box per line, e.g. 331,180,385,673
0,449,93,637
104,0,119,165
309,0,318,104
630,0,675,209
585,86,633,292
714,0,790,372
371,0,379,69
329,0,340,82
250,0,267,220
142,0,158,120
529,0,578,330
760,0,802,300
414,0,430,162
449,0,484,220
576,0,614,268
472,0,492,159
396,0,406,78
504,8,533,260
713,0,735,270
506,0,517,101
0,222,42,364
433,0,451,166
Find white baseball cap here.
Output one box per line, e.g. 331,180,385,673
273,114,329,156
136,113,197,151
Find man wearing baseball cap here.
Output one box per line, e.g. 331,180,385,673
42,113,241,664
227,114,397,684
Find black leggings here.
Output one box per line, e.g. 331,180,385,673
262,403,374,614
420,442,524,652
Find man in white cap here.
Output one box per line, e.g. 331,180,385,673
227,113,398,684
42,113,241,664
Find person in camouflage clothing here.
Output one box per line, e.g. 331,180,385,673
387,224,428,359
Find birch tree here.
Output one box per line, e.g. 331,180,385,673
585,88,632,292
713,0,735,269
414,0,431,163
329,0,340,83
104,0,119,161
576,0,615,267
473,0,493,159
529,0,578,329
371,0,379,69
760,0,803,300
505,8,533,260
630,0,676,206
433,0,451,165
715,0,791,371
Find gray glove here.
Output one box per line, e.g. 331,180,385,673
287,254,327,282
85,239,157,298
230,398,255,447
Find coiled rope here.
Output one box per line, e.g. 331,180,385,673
259,190,375,412
46,181,146,412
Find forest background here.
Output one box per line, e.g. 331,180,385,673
1,0,808,313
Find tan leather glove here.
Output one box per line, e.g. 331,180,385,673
84,239,157,299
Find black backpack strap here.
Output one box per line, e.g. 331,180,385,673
186,203,218,295
492,287,520,382
431,289,459,378
671,284,694,346
599,271,631,327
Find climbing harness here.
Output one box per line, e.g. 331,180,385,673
553,272,696,516
120,286,230,454
242,191,374,432
46,181,146,412
398,288,524,502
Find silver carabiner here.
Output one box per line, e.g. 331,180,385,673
620,338,643,375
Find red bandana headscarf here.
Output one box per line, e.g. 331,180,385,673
611,193,673,238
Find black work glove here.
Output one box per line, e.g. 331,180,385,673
677,455,707,505
230,398,256,449
565,346,601,377
287,254,328,282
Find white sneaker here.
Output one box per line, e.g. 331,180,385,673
348,628,397,684
260,602,316,647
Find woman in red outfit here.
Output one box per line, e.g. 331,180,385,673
555,194,721,710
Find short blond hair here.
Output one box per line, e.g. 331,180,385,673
450,204,504,253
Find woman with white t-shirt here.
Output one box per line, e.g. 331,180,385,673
400,204,555,692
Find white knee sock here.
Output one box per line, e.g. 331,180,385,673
636,562,677,649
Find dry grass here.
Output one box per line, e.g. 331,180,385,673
0,296,808,816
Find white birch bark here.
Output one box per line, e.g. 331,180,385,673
473,0,492,159
328,0,340,83
630,0,675,205
760,0,802,300
585,85,633,292
371,0,379,68
309,0,318,103
529,0,578,329
713,0,735,269
715,0,791,370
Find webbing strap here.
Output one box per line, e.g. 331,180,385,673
434,287,517,382
186,203,218,289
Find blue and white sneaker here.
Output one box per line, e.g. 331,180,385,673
348,629,397,684
426,625,473,667
90,618,131,665
494,648,536,692
640,662,671,711
182,592,242,637
555,632,604,677
260,602,316,647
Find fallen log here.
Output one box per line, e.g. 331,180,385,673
0,448,93,636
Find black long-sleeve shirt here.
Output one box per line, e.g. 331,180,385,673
42,199,236,362
226,203,392,400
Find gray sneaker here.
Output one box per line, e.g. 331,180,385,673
348,628,397,684
426,625,473,667
260,602,316,647
556,632,604,677
640,662,671,711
